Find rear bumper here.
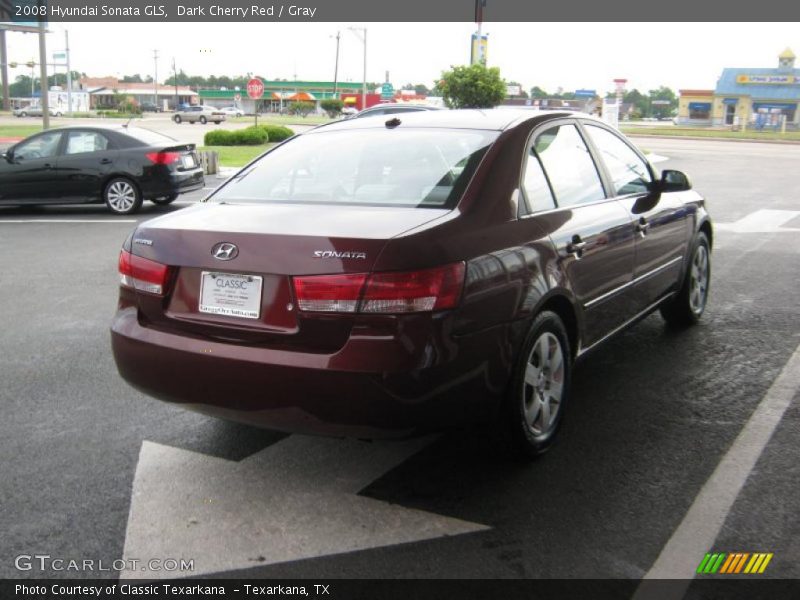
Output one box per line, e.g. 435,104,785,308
141,167,204,198
110,307,512,439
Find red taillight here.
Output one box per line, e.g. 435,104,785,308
293,263,465,314
145,151,180,165
293,273,367,313
118,250,171,295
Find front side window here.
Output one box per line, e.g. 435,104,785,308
584,124,652,196
210,128,498,209
14,132,62,160
534,124,606,208
65,131,110,155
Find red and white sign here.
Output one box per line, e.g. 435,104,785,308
246,78,264,100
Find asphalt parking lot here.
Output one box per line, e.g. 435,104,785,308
1,136,798,584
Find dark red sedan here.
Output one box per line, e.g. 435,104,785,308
111,110,711,457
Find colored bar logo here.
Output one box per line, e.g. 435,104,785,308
696,552,773,574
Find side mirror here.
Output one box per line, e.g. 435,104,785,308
659,169,692,192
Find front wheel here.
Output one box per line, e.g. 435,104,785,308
498,311,572,459
104,178,142,215
660,232,710,327
173,115,182,124
199,116,207,124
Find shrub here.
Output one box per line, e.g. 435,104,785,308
204,127,268,146
259,124,294,142
320,99,344,118
288,101,315,117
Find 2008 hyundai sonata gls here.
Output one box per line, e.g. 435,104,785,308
111,109,711,457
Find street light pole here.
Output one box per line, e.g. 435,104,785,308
172,57,178,109
348,27,367,110
65,29,72,115
332,31,340,95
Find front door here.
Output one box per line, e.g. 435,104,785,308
526,121,637,348
581,122,690,313
0,131,64,204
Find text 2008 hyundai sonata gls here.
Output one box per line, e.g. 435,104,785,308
111,109,711,457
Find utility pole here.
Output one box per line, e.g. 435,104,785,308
0,30,9,111
332,31,340,94
153,49,159,108
65,30,72,115
38,19,49,129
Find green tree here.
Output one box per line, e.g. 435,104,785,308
529,86,548,99
121,74,144,83
288,101,315,117
437,64,506,109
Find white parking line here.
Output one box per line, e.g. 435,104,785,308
633,342,800,596
0,219,137,223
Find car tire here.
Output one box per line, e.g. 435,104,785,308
497,310,572,460
214,121,221,124
19,111,27,117
199,116,207,124
104,177,143,215
151,193,178,206
173,115,182,124
660,232,710,327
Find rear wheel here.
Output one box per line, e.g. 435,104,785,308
660,232,710,327
19,111,27,117
104,178,142,215
151,193,178,206
214,120,221,124
199,116,207,124
173,115,182,124
498,311,571,459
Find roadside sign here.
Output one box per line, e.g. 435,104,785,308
247,78,264,100
381,83,394,99
234,93,242,102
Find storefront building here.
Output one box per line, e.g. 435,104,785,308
678,49,799,128
200,81,366,113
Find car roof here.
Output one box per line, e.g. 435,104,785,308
313,108,589,133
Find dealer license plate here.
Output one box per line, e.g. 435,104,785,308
199,272,262,319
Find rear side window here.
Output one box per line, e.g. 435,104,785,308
65,131,110,154
584,124,652,195
210,128,498,209
534,124,606,208
521,151,556,213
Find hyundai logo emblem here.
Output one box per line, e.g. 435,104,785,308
211,242,239,261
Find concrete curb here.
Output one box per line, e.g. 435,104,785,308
626,133,800,145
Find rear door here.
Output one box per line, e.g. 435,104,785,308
0,131,64,204
523,120,636,347
55,130,119,202
580,122,690,312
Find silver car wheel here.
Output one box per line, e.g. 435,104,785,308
689,244,709,314
107,181,137,212
522,332,565,436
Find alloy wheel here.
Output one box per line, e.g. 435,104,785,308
689,245,709,314
522,332,565,436
106,181,137,213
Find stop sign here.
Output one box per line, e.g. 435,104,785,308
247,78,264,100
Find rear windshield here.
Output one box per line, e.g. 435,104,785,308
123,127,177,146
209,128,498,209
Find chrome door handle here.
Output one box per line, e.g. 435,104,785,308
636,218,650,237
567,236,587,258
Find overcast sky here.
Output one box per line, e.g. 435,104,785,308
5,22,799,94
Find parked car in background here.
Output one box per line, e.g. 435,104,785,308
111,109,711,458
13,105,64,117
340,106,358,117
140,102,162,113
173,105,227,124
348,103,442,119
0,126,204,214
218,106,245,117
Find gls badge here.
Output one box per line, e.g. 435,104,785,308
313,250,367,260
